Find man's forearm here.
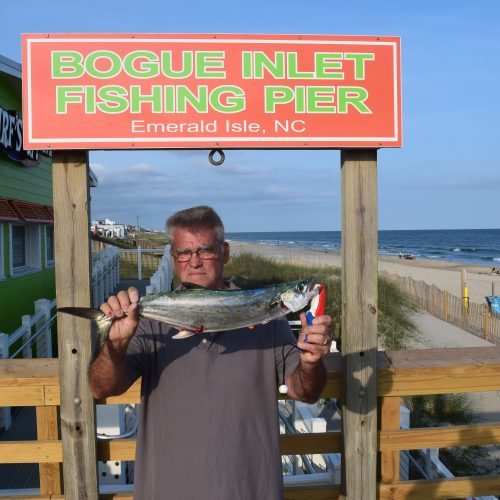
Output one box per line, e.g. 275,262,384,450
287,360,327,403
88,338,132,399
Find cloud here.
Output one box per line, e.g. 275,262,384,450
89,151,338,230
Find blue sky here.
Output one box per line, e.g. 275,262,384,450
3,0,499,231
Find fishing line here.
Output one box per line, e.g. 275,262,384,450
279,342,302,395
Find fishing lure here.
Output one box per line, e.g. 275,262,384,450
306,284,326,326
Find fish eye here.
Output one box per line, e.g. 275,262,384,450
296,283,305,292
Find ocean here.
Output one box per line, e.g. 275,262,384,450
226,229,500,267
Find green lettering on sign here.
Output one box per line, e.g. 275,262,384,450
52,51,84,78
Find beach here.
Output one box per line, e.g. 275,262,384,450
228,240,499,304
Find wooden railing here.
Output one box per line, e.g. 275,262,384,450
2,347,500,499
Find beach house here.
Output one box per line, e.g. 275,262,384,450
0,54,97,338
0,54,57,339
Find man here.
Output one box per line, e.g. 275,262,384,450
89,205,332,500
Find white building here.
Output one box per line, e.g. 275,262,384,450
91,219,128,239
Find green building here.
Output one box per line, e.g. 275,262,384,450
0,54,56,338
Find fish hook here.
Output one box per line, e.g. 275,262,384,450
209,149,225,166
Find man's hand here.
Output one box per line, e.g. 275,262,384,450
89,286,139,399
285,311,331,403
99,286,140,344
296,312,332,364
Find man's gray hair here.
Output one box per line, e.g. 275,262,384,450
165,205,225,242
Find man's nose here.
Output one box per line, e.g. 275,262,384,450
188,252,203,266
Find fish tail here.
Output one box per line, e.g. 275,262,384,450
57,307,113,354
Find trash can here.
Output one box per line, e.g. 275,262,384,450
486,296,500,316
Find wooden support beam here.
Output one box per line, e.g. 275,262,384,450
378,475,500,499
36,405,62,494
379,422,500,451
52,150,98,499
379,396,400,484
340,149,378,499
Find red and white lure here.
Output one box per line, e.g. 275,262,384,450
306,284,326,326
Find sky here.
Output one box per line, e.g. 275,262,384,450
3,0,500,232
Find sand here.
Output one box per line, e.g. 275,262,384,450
228,240,500,304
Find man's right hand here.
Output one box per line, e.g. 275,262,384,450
99,286,140,343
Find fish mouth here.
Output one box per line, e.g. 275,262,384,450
279,301,290,315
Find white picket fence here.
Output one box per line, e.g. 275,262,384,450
146,244,173,293
92,246,120,308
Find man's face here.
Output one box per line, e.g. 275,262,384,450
171,226,229,290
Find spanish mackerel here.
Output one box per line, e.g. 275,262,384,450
58,278,319,356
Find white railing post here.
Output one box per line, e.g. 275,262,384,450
21,315,32,359
112,247,119,290
0,333,12,430
137,245,142,280
103,251,111,298
150,274,162,292
35,298,52,358
115,248,120,286
93,261,103,307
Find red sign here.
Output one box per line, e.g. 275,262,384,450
22,34,402,150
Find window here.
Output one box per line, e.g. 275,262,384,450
12,225,26,268
10,223,41,276
45,225,54,265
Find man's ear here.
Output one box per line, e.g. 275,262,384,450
223,241,230,264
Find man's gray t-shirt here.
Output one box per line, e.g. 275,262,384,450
125,316,300,500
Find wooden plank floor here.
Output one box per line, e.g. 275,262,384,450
0,407,39,489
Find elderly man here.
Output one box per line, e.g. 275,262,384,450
89,205,332,500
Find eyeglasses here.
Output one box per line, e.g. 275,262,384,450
171,246,220,262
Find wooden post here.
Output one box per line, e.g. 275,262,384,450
461,269,469,313
380,396,400,485
484,304,490,342
340,149,378,499
53,150,99,499
36,405,62,494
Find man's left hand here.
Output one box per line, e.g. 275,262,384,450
296,312,332,364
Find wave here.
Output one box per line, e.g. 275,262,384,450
226,229,500,266
452,247,479,253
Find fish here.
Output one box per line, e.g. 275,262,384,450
57,277,320,356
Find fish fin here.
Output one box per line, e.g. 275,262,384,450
172,330,196,339
57,307,113,357
181,282,209,290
